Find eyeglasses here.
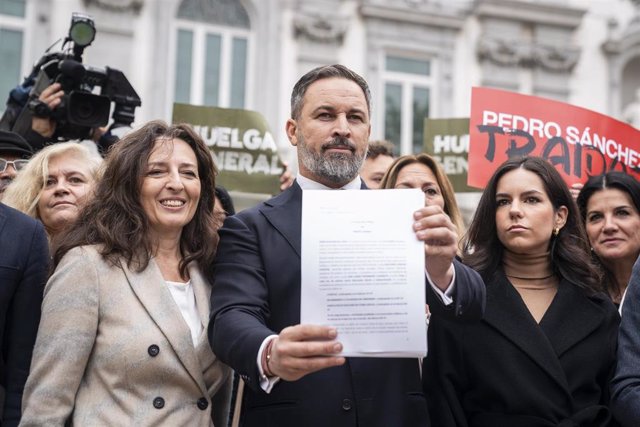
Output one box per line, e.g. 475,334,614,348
0,158,29,173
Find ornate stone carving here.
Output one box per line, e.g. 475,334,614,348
293,13,348,44
82,0,144,13
533,44,581,72
405,0,427,5
176,0,250,28
478,36,580,72
477,37,521,67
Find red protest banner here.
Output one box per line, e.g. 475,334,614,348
468,87,640,189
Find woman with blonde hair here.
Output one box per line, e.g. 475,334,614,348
380,153,465,236
3,141,102,239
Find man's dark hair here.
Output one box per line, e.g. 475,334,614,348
366,140,394,159
290,64,371,119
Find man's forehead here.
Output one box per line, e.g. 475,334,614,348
304,78,367,105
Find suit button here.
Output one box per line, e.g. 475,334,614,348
197,397,209,410
153,397,165,409
342,399,352,411
148,345,160,357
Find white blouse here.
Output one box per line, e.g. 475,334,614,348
164,280,203,347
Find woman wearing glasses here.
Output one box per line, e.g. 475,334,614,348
3,141,102,242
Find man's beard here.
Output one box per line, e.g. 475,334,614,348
297,135,365,185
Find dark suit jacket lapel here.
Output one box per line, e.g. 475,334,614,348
121,259,208,395
483,271,570,394
539,280,605,357
260,182,303,257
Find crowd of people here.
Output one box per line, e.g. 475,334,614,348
1,63,640,427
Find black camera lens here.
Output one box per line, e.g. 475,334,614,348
67,91,110,127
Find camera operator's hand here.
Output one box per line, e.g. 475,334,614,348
91,126,108,143
31,82,64,138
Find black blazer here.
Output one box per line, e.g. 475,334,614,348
0,203,48,427
209,182,485,427
425,270,619,427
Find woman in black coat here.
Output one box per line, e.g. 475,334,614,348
424,157,619,427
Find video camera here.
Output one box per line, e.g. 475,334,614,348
0,12,141,146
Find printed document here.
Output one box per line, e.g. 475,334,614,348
300,189,427,357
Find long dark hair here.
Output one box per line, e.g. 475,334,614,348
463,157,602,294
576,171,640,295
53,120,219,278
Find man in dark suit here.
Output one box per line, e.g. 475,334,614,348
209,64,485,427
0,202,49,427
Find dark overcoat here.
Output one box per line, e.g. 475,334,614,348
425,270,619,427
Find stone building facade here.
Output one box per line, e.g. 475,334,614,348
2,0,639,211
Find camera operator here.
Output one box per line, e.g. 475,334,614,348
26,82,111,153
0,12,140,156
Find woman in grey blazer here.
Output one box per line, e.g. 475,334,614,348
20,121,231,426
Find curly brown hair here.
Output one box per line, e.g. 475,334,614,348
53,120,219,278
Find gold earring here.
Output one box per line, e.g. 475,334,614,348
553,227,559,236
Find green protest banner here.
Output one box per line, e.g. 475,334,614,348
172,103,283,194
423,118,478,193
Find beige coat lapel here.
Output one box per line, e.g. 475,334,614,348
121,258,209,395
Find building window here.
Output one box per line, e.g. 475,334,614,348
173,0,250,108
382,55,434,155
0,0,26,113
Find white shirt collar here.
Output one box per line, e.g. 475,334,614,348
296,173,362,190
